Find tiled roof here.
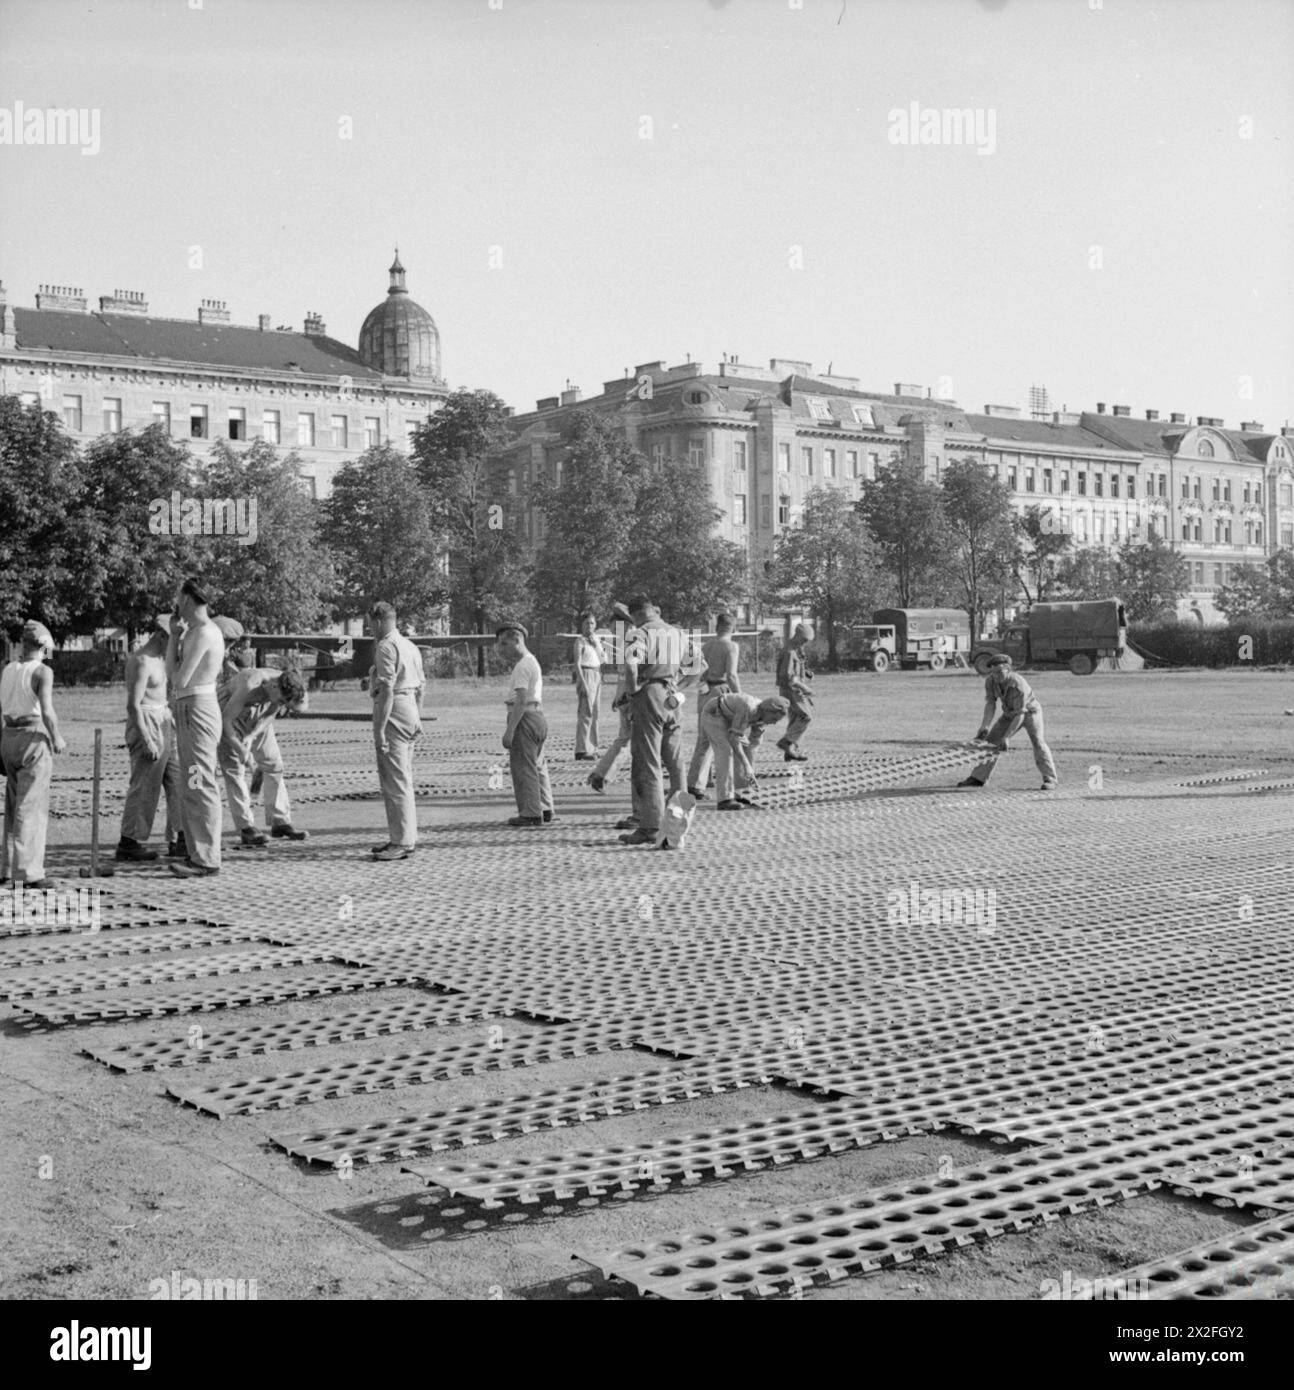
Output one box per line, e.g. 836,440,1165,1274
1079,413,1184,456
11,307,383,380
962,413,1130,452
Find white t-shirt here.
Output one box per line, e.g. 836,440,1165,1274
507,652,543,706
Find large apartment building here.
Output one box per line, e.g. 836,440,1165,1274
497,359,1294,625
0,253,448,498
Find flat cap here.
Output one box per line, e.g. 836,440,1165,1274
986,654,1013,669
756,696,790,723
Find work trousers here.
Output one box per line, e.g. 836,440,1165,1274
2,726,51,883
629,684,682,835
220,723,292,833
592,703,632,783
780,687,812,748
174,694,223,870
574,668,601,756
971,707,1057,785
121,706,181,844
376,693,421,848
686,684,729,788
509,709,554,819
700,703,756,804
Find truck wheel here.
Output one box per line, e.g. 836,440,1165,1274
928,654,946,672
1069,653,1095,676
870,650,890,673
973,653,995,676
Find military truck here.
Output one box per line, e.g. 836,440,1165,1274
969,599,1128,676
846,608,972,672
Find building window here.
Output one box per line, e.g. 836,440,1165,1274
846,450,859,478
1193,562,1203,584
1281,484,1294,507
806,398,830,420
1157,474,1166,498
1282,525,1293,547
733,494,747,525
777,442,790,472
1110,475,1119,499
688,438,705,467
1042,468,1052,493
298,412,315,447
330,414,348,448
1094,474,1104,498
867,451,880,474
1199,439,1215,458
301,475,318,500
648,442,663,468
1060,472,1070,493
262,409,280,445
824,448,836,478
778,494,791,525
405,421,419,448
1225,522,1232,544
1193,521,1202,542
1193,479,1201,500
61,394,82,431
1223,481,1232,503
19,391,39,409
760,494,771,527
1211,479,1220,502
1112,514,1120,541
228,407,246,441
1181,478,1190,500
801,446,813,475
1245,522,1253,544
1182,520,1191,542
1077,472,1087,496
152,402,171,435
732,440,747,471
365,417,381,448
189,405,208,439
1026,470,1035,493
1243,482,1251,504
100,397,122,433
1127,476,1136,499
1096,514,1105,542
1255,523,1262,545
1213,564,1223,586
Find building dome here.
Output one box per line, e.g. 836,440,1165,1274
357,250,443,381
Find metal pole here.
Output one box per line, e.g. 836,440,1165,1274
90,727,102,876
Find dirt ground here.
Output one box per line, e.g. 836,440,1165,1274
2,666,1292,1301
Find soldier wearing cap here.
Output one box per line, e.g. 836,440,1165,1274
0,621,66,888
497,622,554,827
959,654,1058,791
776,622,814,762
619,596,686,846
167,577,225,877
369,601,425,860
116,618,183,863
219,666,310,847
700,693,788,810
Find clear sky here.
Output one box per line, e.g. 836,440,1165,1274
1,0,1291,427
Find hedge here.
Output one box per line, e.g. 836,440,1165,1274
1130,620,1294,667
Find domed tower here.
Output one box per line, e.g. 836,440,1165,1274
358,250,443,381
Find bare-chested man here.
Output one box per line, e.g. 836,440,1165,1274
219,666,309,847
116,620,183,862
167,578,225,878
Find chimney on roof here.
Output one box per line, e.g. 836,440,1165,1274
560,385,582,407
1145,409,1159,421
199,298,230,325
1196,416,1214,427
894,382,927,398
258,314,272,332
1112,404,1131,417
536,396,559,412
303,312,325,335
1170,412,1186,424
1240,421,1263,433
1095,402,1106,414
99,289,148,316
36,284,87,312
0,285,13,348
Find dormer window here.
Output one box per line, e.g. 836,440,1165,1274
852,404,875,426
807,398,831,420
1198,439,1215,458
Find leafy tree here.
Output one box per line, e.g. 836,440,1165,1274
0,396,85,639
1013,504,1072,608
941,458,1017,637
1053,546,1120,602
1115,533,1190,621
612,458,748,628
1216,549,1294,620
413,389,531,671
762,487,888,667
855,458,946,606
530,411,644,629
197,440,335,632
320,443,445,626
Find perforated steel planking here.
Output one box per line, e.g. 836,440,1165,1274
15,966,417,1024
1069,1211,1294,1300
167,1019,646,1116
1167,1150,1294,1215
272,1055,775,1166
578,1098,1294,1300
0,922,272,968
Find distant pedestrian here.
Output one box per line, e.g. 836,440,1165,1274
116,620,182,863
497,623,554,827
1,620,65,889
776,622,814,762
686,613,742,799
959,654,1058,791
167,578,225,878
619,596,685,846
701,693,788,810
369,601,425,861
572,614,605,760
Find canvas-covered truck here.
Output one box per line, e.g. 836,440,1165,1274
970,599,1128,676
846,608,972,672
